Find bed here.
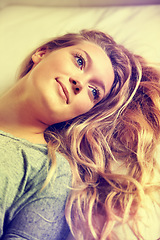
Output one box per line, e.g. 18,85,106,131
0,0,160,94
0,1,160,239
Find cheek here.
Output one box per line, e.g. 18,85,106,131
31,62,53,82
47,52,73,75
72,98,93,116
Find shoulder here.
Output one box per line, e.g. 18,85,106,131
3,153,72,240
0,130,48,168
0,130,48,185
0,131,26,185
41,152,72,199
56,152,71,177
0,130,48,215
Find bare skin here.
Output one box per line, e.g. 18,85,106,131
0,41,114,144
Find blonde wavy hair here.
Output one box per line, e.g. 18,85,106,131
18,30,160,240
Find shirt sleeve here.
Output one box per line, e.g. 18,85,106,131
1,197,70,240
0,149,25,236
1,152,71,240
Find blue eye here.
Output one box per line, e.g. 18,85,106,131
75,55,85,70
89,86,100,100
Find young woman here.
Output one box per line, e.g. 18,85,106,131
0,30,160,240
0,30,114,240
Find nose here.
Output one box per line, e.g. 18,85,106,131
69,78,83,95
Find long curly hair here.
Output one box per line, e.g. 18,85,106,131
19,30,160,240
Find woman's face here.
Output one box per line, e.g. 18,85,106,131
26,41,114,125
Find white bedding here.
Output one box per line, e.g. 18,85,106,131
0,2,160,239
0,3,160,94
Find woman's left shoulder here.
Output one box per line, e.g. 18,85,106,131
56,152,72,178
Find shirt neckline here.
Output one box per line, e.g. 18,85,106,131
0,129,47,149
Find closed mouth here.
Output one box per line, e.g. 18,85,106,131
56,79,69,104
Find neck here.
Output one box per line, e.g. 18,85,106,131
0,80,48,144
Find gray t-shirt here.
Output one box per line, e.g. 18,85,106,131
0,130,71,240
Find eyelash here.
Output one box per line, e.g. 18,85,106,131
74,52,101,101
74,53,86,70
89,86,100,101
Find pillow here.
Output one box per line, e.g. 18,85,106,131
0,0,159,9
0,4,159,93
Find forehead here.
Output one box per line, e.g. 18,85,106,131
69,41,107,58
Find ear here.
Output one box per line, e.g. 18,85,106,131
32,47,48,64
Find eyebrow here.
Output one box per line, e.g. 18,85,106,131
75,48,92,65
78,48,106,94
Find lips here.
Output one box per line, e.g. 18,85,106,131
56,79,69,104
